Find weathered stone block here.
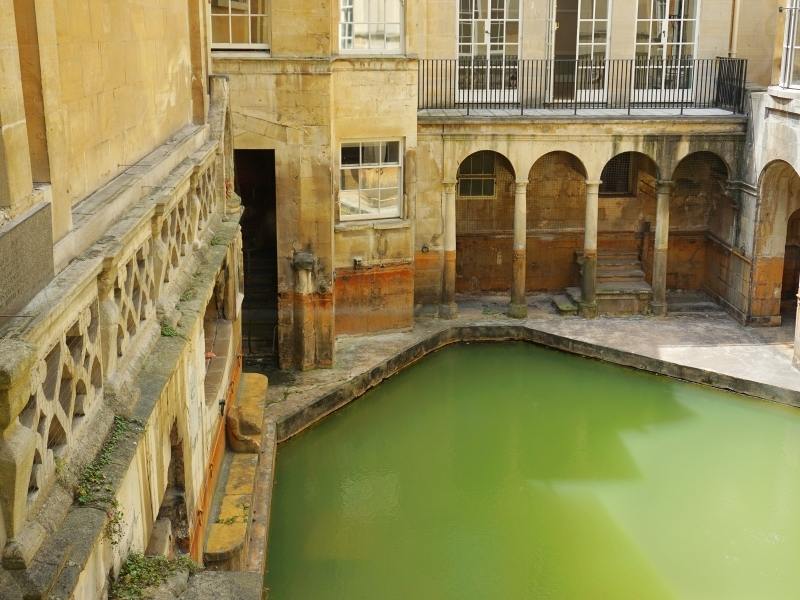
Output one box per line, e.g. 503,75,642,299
0,201,54,320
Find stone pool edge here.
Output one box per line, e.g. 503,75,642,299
245,323,800,581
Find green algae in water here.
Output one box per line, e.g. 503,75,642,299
265,343,800,599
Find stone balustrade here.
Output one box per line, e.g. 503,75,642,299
0,79,233,564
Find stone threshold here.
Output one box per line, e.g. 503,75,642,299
247,316,800,578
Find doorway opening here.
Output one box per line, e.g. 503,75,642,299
234,150,278,364
782,208,800,317
552,0,610,102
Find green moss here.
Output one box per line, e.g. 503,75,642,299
160,323,180,337
75,416,142,545
111,553,198,600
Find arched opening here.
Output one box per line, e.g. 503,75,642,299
782,208,800,315
456,151,516,293
596,152,659,313
146,422,189,558
755,161,800,324
526,152,587,292
669,152,734,313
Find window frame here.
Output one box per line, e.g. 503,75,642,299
339,0,405,55
211,0,270,51
457,152,498,199
338,140,404,222
781,2,800,89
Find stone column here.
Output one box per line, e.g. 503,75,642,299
440,182,458,319
794,284,800,370
652,180,674,316
510,180,529,318
580,180,601,317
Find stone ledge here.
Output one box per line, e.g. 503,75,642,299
266,324,800,444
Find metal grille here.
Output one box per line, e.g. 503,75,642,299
600,154,633,195
457,152,515,234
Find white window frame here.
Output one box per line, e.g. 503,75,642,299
633,0,700,97
781,2,800,89
457,0,522,98
338,140,404,222
211,0,270,51
339,0,404,55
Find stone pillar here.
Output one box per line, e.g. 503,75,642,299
440,182,458,319
509,180,528,318
580,180,601,317
0,0,33,215
652,180,674,316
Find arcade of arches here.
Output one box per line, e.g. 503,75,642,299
447,149,742,319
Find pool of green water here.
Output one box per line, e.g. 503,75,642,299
265,343,800,599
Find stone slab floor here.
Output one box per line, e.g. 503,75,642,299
262,293,800,417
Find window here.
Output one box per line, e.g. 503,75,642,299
781,1,800,88
458,152,496,198
340,0,403,53
339,141,402,220
635,0,698,92
211,0,269,49
458,0,520,92
600,154,633,195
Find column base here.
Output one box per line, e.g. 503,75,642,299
439,302,458,320
508,303,528,319
651,302,668,317
579,302,598,319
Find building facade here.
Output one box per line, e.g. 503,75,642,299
213,0,793,371
0,1,245,597
2,0,800,598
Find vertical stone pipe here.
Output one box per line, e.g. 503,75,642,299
581,180,601,318
509,180,529,318
652,180,674,316
440,182,458,319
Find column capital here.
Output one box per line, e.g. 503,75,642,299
585,180,602,189
656,180,675,193
514,180,529,193
443,181,457,194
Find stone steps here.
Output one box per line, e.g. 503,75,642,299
552,293,579,315
205,373,269,571
667,291,723,315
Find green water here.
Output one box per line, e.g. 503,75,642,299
265,343,800,599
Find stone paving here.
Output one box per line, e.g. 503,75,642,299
259,293,800,427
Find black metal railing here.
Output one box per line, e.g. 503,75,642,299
418,57,748,115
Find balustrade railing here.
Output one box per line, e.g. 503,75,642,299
0,109,227,556
418,57,748,115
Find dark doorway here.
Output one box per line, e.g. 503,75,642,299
235,149,278,364
553,0,578,100
782,208,800,316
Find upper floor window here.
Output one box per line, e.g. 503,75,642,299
781,1,800,88
211,0,270,50
339,141,403,221
340,0,403,53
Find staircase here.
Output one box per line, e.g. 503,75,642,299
554,250,653,316
242,248,278,361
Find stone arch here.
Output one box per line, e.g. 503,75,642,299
670,148,736,183
525,152,588,291
591,152,661,292
752,160,800,323
455,151,517,293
